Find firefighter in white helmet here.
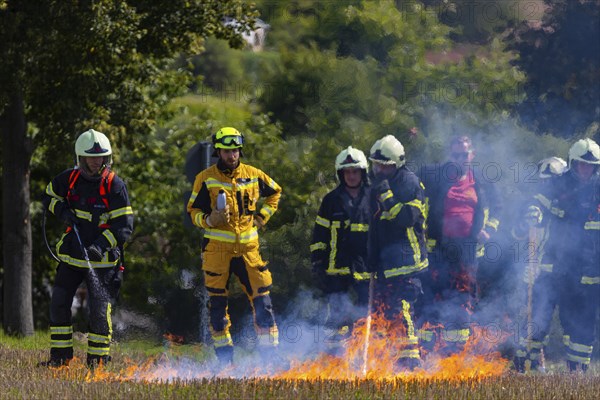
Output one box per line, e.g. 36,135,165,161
519,138,600,372
367,135,428,371
187,127,284,369
40,129,134,368
513,156,567,372
310,146,371,355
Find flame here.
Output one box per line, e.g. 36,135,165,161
163,332,185,345
275,310,508,381
54,311,508,384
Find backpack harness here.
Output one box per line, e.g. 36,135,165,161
66,168,115,230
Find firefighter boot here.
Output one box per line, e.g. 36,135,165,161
87,354,111,369
215,346,234,368
513,355,526,373
37,358,70,368
39,345,73,368
567,360,588,373
395,357,421,372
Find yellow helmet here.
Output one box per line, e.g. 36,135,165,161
213,127,244,150
75,129,112,165
369,135,405,167
335,146,368,171
568,138,600,169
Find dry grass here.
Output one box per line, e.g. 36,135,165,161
1,342,599,400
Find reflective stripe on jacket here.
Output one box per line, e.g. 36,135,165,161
42,168,134,268
187,161,281,244
369,166,428,278
311,185,370,280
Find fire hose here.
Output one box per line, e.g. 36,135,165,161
42,208,60,262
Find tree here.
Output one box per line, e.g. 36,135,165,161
507,0,600,139
0,0,255,336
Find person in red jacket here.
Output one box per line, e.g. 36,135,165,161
417,135,501,355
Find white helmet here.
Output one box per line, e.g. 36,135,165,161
537,156,567,179
335,146,368,171
568,138,600,169
75,129,112,165
369,135,405,167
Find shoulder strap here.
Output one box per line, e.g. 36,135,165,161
99,170,115,209
68,168,115,209
66,169,81,204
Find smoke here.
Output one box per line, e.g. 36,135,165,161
116,287,362,381
408,106,573,358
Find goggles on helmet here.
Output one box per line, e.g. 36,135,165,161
215,135,244,148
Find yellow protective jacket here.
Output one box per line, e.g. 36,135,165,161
187,161,282,244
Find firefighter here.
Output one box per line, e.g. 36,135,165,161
417,136,501,355
513,156,568,373
310,146,371,355
40,129,134,368
546,138,599,372
187,127,283,368
367,135,428,370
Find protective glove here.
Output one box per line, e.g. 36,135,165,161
373,179,391,195
253,213,265,229
85,243,104,261
60,208,78,226
373,179,392,203
525,205,543,227
206,206,230,228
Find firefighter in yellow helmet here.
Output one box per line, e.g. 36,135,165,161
40,129,134,368
517,138,600,372
367,135,428,371
310,146,371,355
187,127,283,368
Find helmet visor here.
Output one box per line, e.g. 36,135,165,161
216,135,244,148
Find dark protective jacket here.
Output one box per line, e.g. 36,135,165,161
310,184,371,281
536,171,600,282
43,168,134,268
368,166,428,279
419,162,502,253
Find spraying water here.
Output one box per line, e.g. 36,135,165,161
362,273,375,377
72,224,110,300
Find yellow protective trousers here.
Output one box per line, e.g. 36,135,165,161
202,239,279,350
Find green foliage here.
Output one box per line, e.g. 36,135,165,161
256,0,524,173
506,0,600,139
421,0,536,43
185,37,250,90
2,0,594,344
0,0,256,152
0,0,257,334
